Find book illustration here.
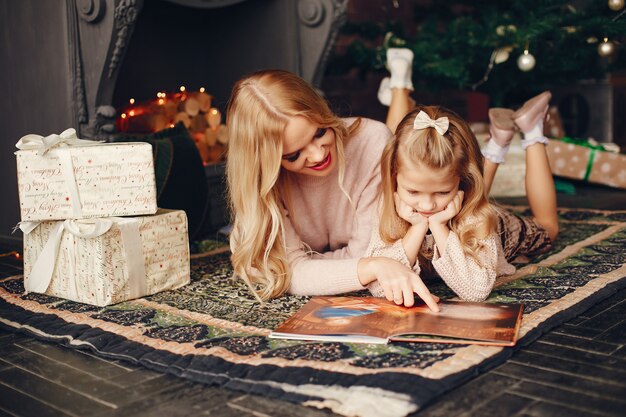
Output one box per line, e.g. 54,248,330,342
271,296,523,346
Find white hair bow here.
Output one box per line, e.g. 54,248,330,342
413,111,449,135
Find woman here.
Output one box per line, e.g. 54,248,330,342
226,69,439,311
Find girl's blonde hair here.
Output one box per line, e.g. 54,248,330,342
226,69,360,301
379,105,497,268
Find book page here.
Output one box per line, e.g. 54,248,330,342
391,301,522,345
272,296,410,341
271,297,522,346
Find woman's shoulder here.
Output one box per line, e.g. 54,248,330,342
345,117,392,140
342,117,392,158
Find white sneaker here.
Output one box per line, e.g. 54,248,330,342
377,77,391,106
387,48,414,91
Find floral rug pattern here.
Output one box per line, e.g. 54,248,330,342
0,207,625,417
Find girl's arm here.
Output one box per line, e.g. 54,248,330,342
361,220,439,312
394,192,429,266
428,190,464,256
358,256,439,311
402,225,428,265
431,231,499,302
285,217,439,312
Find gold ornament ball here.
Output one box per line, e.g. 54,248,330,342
608,0,625,11
598,39,616,57
517,52,536,72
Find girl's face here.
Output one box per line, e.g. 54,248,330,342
281,115,336,177
396,161,460,217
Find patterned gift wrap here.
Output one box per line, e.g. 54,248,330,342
546,138,626,189
22,209,190,306
16,129,157,221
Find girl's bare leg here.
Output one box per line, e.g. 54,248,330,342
483,159,499,196
482,108,516,196
513,91,558,241
524,143,559,241
382,48,415,132
386,88,413,133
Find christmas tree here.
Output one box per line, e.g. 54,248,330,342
333,0,626,106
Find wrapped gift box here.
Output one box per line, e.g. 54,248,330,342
21,209,190,306
546,138,626,189
16,129,157,221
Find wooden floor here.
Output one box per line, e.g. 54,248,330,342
0,180,625,417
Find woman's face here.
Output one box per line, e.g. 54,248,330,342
281,116,336,177
396,161,460,218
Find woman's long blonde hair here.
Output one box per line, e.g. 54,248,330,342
379,105,497,268
226,69,360,301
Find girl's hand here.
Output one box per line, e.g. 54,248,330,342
394,192,428,229
429,190,464,226
358,257,440,312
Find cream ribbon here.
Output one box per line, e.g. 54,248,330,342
15,128,103,219
19,218,147,303
15,128,100,156
413,111,449,135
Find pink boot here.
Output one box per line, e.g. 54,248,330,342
488,108,515,147
513,91,551,149
482,108,515,164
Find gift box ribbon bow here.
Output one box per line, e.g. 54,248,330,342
15,128,103,218
18,218,146,302
15,128,101,156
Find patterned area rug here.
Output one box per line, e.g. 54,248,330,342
1,207,625,417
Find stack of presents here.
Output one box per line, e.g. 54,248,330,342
15,129,190,306
481,107,626,197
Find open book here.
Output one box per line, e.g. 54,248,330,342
271,296,523,346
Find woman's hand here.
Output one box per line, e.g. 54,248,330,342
429,190,464,226
358,257,440,312
394,192,428,229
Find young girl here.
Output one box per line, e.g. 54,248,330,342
366,101,559,304
226,69,440,311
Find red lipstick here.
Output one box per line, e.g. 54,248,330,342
309,153,332,171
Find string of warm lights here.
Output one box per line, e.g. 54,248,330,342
117,85,227,165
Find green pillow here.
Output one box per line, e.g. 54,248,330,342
112,122,209,240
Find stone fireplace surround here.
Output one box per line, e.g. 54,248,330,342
0,0,347,246
70,0,347,139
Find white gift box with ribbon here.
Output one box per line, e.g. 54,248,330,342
15,128,158,221
20,209,190,306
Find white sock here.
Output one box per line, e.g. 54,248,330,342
377,77,391,106
482,140,509,164
387,48,414,90
521,123,549,150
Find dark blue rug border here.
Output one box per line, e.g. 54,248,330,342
1,272,624,411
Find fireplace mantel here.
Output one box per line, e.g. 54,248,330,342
67,0,348,139
0,0,347,247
